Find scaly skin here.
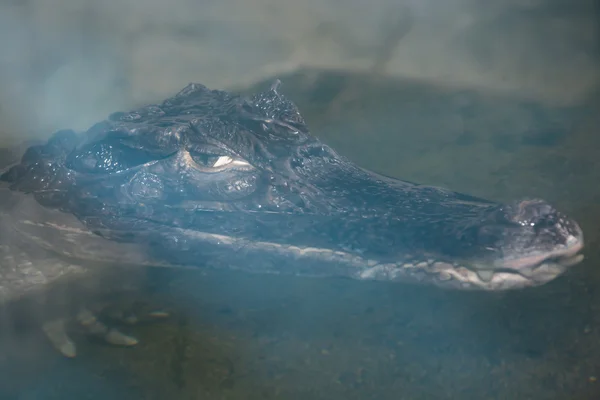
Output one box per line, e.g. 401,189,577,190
0,81,586,355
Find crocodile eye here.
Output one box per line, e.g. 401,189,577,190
212,156,234,167
189,152,222,167
189,152,251,170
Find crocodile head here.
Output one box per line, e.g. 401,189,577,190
1,81,584,290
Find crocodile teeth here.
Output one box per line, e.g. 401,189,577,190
475,270,495,283
517,266,536,278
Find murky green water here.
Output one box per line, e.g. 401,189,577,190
1,70,599,399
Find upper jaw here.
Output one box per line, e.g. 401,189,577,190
456,220,585,288
496,223,584,271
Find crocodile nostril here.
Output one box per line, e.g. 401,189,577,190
506,199,557,227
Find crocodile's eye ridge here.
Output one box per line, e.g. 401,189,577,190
66,140,156,174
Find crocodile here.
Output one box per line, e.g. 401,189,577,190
0,81,585,357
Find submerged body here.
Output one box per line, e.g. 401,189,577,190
0,81,584,305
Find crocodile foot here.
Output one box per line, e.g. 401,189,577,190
42,301,170,358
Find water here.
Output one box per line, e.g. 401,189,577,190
1,69,598,399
